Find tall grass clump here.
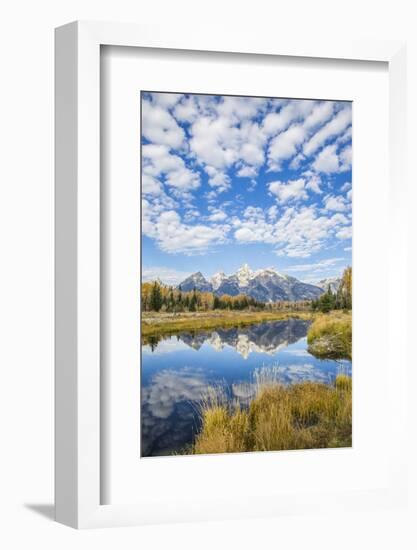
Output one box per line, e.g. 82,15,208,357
191,369,352,455
307,310,352,360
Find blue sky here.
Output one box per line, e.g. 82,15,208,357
141,92,352,285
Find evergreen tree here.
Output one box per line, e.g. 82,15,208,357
150,281,163,312
189,289,198,312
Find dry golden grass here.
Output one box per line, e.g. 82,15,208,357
307,310,352,360
191,373,352,455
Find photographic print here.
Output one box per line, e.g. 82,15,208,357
141,92,352,457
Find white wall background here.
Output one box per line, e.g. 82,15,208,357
0,1,416,548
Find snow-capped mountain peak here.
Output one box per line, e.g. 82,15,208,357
179,271,212,292
177,265,326,301
210,271,227,291
254,266,287,279
236,263,253,287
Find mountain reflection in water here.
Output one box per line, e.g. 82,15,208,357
175,318,311,358
141,319,351,457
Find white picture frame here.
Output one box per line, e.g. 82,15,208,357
55,20,407,529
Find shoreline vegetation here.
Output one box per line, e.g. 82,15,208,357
142,267,352,454
185,371,352,455
141,309,313,339
307,310,352,360
141,308,352,362
141,267,352,353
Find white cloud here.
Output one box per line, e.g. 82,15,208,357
207,207,227,222
142,266,192,285
285,257,344,273
269,179,307,203
289,153,305,170
339,145,352,171
263,101,337,171
267,205,278,220
268,124,307,170
142,144,200,194
329,212,349,224
336,126,352,145
204,166,230,191
142,99,185,149
312,144,340,173
324,194,348,212
313,143,353,174
146,210,230,254
149,92,182,108
237,165,258,178
303,106,352,156
173,96,199,122
140,94,353,258
142,174,162,196
262,100,315,136
189,112,266,176
183,209,200,222
336,226,352,239
305,173,322,194
233,204,350,258
216,96,268,120
189,115,238,169
303,101,335,129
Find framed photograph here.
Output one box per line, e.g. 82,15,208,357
55,21,407,528
139,89,353,459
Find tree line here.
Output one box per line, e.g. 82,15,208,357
141,281,266,313
311,267,352,313
142,266,352,314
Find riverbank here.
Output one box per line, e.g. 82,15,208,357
189,374,352,454
141,309,313,338
307,310,352,360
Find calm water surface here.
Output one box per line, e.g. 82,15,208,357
141,319,351,457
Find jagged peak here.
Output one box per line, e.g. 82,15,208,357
237,263,252,273
176,264,325,300
253,266,288,279
189,271,205,279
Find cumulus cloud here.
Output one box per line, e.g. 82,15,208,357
262,100,315,136
142,266,192,285
336,226,352,239
140,92,352,260
237,165,258,178
233,203,351,258
268,125,307,170
144,209,230,255
269,179,307,203
207,206,228,222
312,144,340,173
312,142,352,174
324,194,349,212
142,99,185,148
339,145,352,170
303,106,352,156
142,143,200,195
304,172,322,194
142,174,162,196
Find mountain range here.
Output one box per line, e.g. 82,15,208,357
178,263,328,302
